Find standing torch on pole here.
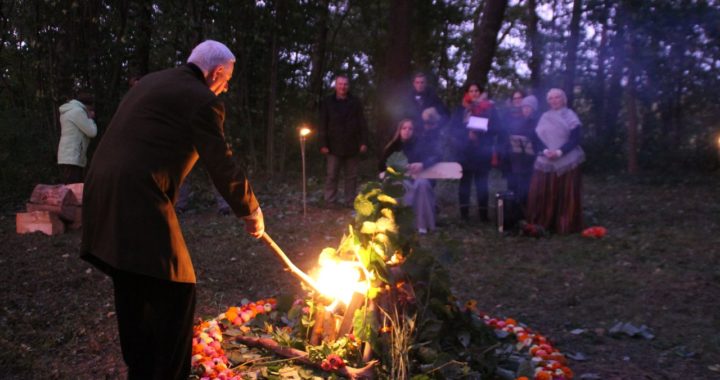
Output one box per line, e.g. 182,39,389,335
299,126,312,217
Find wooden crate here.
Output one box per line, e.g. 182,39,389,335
16,211,65,236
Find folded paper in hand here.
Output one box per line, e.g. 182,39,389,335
467,116,488,131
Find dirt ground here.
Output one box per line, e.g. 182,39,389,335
1,174,719,379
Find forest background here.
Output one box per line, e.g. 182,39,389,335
1,0,719,203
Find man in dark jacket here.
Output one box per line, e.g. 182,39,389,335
318,74,369,206
81,40,264,379
403,72,449,129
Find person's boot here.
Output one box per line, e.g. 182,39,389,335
460,206,470,222
479,207,489,222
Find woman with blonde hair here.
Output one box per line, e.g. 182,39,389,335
379,118,441,234
527,88,584,233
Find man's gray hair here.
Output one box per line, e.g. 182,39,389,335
187,40,236,73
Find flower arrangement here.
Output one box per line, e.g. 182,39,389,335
191,299,574,380
191,299,276,379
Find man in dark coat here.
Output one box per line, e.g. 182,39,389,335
81,40,264,379
403,72,449,130
318,74,369,206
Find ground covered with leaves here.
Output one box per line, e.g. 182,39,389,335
0,173,718,379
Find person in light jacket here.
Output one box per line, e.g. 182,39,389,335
57,93,97,183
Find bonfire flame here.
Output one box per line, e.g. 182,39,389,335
313,247,369,311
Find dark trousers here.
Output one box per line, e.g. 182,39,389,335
458,169,489,220
324,154,359,204
58,164,84,184
111,271,196,380
508,171,532,216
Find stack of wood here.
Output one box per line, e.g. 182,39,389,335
16,184,83,236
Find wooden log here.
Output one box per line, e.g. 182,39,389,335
30,184,79,206
321,312,339,342
26,202,75,222
64,183,84,205
16,211,65,236
28,184,77,221
310,306,327,345
67,205,82,230
338,292,365,338
233,335,378,380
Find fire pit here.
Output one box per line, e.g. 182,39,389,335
190,168,575,380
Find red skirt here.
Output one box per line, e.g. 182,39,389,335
527,167,583,234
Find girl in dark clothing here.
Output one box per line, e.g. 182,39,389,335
380,118,442,234
449,83,506,221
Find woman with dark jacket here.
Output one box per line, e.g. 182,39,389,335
380,118,442,234
506,95,541,215
449,83,506,222
527,88,585,233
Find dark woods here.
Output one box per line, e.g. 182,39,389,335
1,0,719,200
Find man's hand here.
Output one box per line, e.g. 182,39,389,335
359,144,368,153
243,207,265,239
320,147,330,155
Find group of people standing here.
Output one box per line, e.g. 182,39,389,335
318,72,585,236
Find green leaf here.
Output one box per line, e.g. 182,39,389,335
386,151,408,171
352,305,378,343
354,197,375,217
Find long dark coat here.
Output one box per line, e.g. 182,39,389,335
81,64,259,283
318,93,369,157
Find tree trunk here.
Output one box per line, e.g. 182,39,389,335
308,0,329,113
376,0,412,152
602,4,626,147
563,0,582,107
626,40,639,175
593,6,608,138
265,0,287,175
526,0,541,92
466,0,509,88
134,0,153,76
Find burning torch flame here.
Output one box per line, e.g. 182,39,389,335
299,126,311,137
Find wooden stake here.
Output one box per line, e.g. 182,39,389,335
338,292,365,337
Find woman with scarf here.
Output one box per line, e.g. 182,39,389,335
379,118,441,234
506,95,541,215
449,83,505,222
527,88,585,233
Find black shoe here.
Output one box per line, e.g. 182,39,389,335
479,209,489,222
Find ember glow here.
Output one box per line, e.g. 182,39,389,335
314,258,368,306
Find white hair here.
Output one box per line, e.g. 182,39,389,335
546,88,567,106
187,40,236,73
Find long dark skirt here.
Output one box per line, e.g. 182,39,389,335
527,167,583,234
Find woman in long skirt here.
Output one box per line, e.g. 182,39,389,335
527,88,585,234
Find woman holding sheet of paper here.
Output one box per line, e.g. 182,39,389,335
449,83,505,222
527,88,585,233
380,118,441,234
